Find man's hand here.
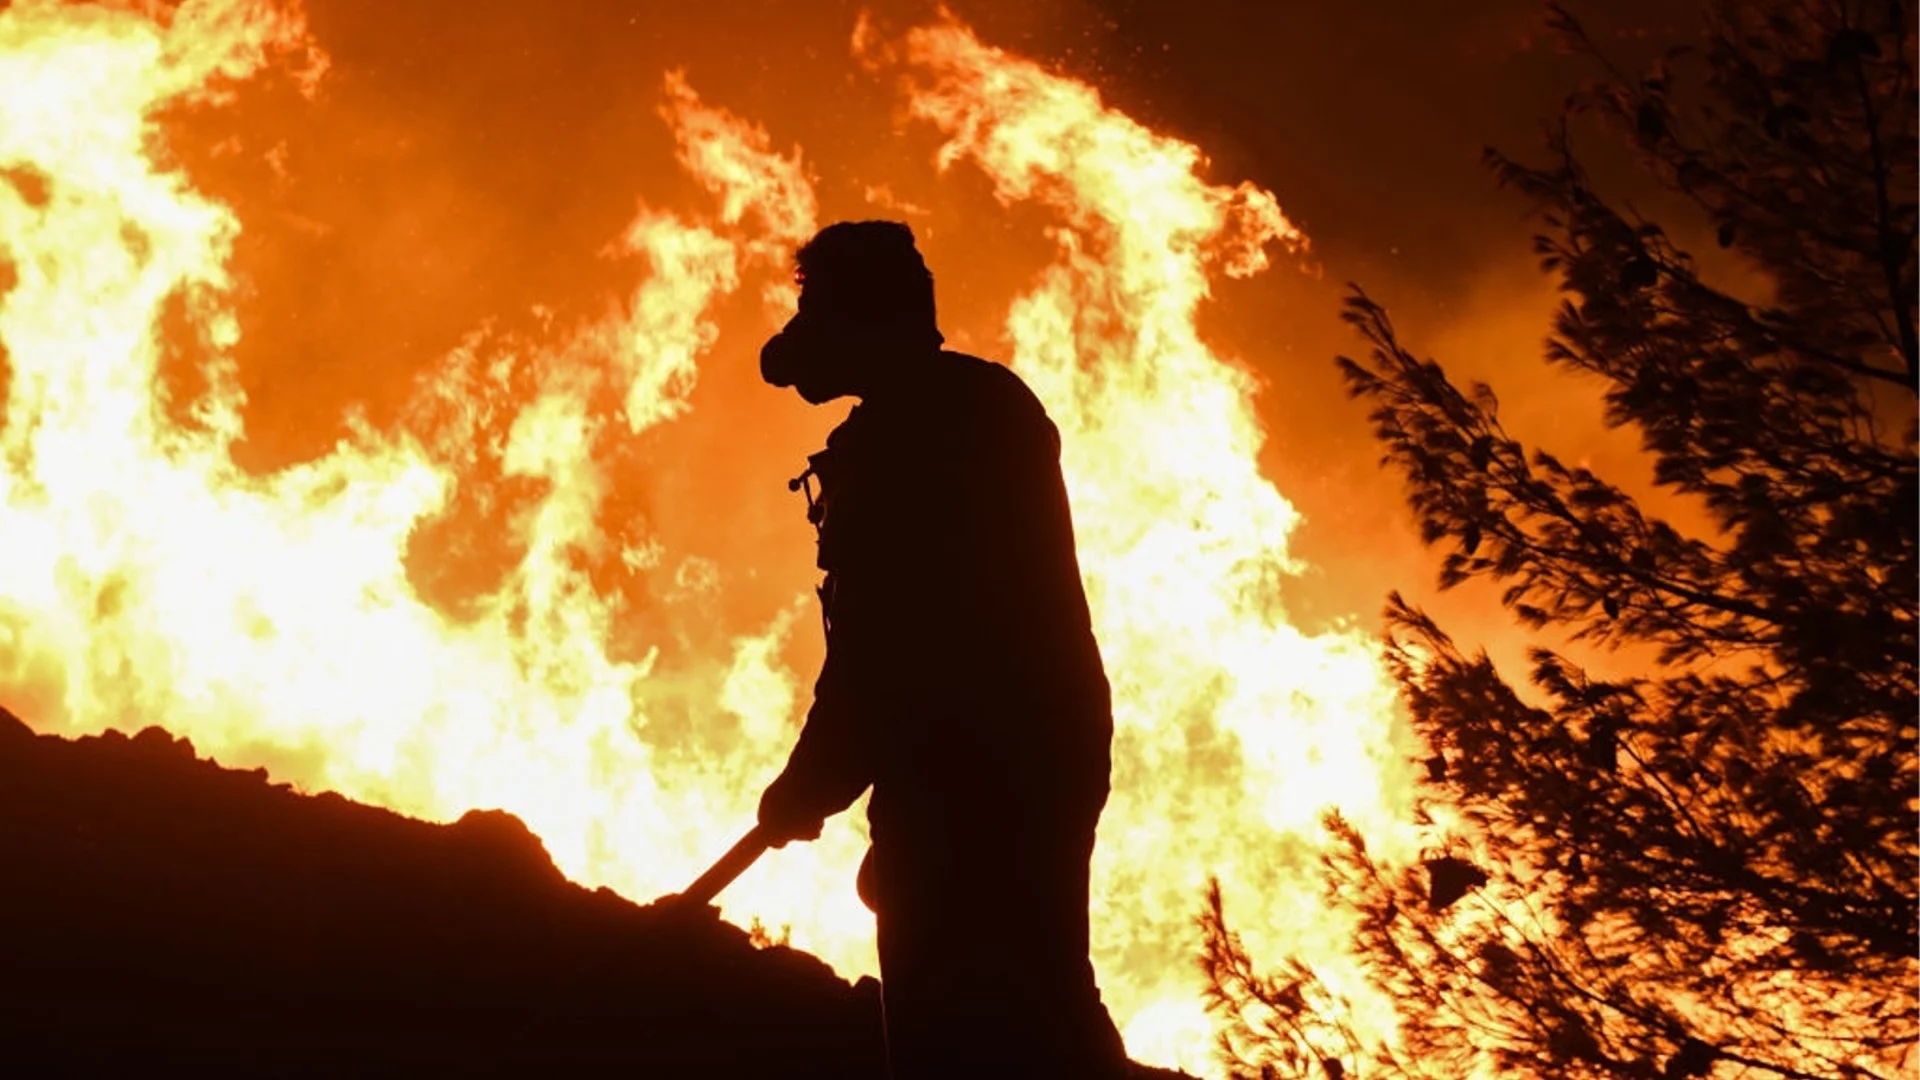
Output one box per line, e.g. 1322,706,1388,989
757,782,826,849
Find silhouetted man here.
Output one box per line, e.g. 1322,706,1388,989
756,221,1129,1079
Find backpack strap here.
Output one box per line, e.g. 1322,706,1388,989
789,445,839,636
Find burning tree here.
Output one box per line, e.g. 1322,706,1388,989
1201,2,1918,1078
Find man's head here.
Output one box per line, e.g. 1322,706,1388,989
760,220,944,404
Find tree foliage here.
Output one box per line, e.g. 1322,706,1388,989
1203,2,1918,1077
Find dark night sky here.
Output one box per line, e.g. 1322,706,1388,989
955,0,1697,287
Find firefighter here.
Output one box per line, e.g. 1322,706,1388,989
756,220,1129,1078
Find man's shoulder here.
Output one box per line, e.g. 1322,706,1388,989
846,351,1058,460
932,351,1050,423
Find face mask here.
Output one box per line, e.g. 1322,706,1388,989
761,311,859,404
759,281,940,403
758,319,810,389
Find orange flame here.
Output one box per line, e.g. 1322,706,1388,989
0,2,1416,1072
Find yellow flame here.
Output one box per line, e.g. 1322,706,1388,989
0,0,874,968
0,3,1417,1073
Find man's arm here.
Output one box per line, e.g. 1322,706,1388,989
756,632,873,846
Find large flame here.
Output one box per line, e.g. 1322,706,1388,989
0,1,1414,1072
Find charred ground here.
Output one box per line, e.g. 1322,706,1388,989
0,706,887,1076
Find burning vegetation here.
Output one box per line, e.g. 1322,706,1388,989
0,0,1911,1077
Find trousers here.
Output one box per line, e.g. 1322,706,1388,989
861,793,1129,1079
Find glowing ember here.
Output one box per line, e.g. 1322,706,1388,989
0,1,1415,1072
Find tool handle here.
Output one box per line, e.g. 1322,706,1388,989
677,825,772,907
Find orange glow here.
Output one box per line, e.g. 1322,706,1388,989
0,1,1417,1073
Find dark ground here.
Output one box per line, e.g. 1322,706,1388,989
0,706,885,1076
0,707,1192,1077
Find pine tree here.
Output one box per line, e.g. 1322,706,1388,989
1201,2,1918,1077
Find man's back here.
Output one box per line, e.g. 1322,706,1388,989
814,351,1112,813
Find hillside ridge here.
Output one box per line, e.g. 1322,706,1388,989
0,706,885,1076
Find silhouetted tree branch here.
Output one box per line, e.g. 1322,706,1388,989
1202,2,1918,1077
